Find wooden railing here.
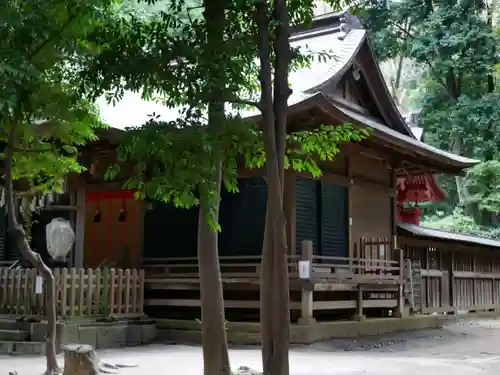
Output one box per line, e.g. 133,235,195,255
143,255,300,279
0,267,145,319
144,239,405,323
310,255,401,283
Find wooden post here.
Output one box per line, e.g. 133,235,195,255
449,250,455,312
390,165,398,251
74,187,86,269
395,247,405,318
472,253,476,306
346,157,353,260
352,284,365,321
298,240,315,325
494,272,500,311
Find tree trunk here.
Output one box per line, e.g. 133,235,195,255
197,161,231,375
63,345,99,375
257,0,291,373
5,122,60,375
270,0,291,373
197,0,231,373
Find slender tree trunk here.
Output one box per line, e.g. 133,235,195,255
270,0,291,374
197,0,231,374
257,1,275,372
5,122,60,375
197,161,231,375
258,0,291,373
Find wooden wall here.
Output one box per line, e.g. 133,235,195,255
350,187,391,244
401,237,500,313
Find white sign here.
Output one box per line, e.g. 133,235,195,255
379,244,385,258
35,276,43,294
298,260,311,279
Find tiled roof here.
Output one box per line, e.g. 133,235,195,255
98,11,366,129
398,222,500,249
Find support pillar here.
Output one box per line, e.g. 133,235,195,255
351,284,365,321
395,248,405,318
298,240,315,325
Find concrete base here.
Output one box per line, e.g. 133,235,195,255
0,318,157,355
0,340,45,355
59,319,157,350
350,315,366,321
156,314,449,345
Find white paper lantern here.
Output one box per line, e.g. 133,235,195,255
46,218,75,261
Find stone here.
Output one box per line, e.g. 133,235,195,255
126,325,142,346
232,366,263,375
141,324,156,344
61,324,79,346
77,327,97,348
97,325,125,349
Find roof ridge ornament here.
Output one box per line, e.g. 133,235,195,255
337,8,364,41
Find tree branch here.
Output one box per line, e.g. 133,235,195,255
387,20,454,99
13,147,52,153
28,10,79,62
226,98,261,109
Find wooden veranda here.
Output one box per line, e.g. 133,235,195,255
144,237,404,325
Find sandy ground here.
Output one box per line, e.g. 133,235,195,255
2,318,500,375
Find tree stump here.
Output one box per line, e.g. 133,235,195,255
63,344,99,375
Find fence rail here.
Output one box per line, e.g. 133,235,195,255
0,267,145,319
143,255,300,279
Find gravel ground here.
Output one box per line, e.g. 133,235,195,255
2,318,500,375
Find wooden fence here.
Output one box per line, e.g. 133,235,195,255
401,240,500,314
0,267,145,319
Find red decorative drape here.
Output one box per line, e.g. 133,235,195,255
397,174,445,225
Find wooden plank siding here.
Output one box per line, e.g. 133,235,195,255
400,237,500,313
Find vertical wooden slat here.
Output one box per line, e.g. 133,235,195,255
22,269,29,315
116,268,124,315
78,268,85,316
8,269,15,313
69,268,77,317
60,268,69,318
138,269,145,314
102,268,110,316
109,269,116,316
14,269,22,314
95,268,102,315
87,269,94,316
124,269,131,314
131,269,138,313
